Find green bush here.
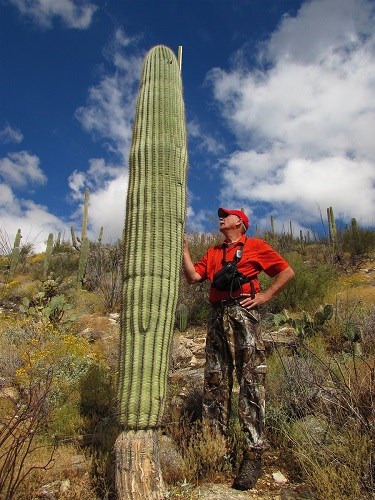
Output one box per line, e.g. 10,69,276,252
260,252,337,313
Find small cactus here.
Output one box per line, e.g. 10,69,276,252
176,303,188,332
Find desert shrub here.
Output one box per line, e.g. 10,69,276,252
0,375,57,499
84,243,123,312
78,364,118,499
179,419,230,483
49,392,84,440
326,296,375,356
72,289,105,315
45,250,80,282
288,421,371,499
266,338,374,497
0,334,23,386
0,279,22,303
260,253,337,313
342,225,375,259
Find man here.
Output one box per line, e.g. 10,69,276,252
183,207,295,491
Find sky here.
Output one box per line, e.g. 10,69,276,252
1,0,375,252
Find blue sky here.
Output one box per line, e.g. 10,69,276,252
1,0,374,251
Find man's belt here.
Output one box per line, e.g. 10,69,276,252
212,297,244,308
211,281,256,308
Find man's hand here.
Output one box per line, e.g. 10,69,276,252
239,292,269,309
240,266,295,309
183,234,203,284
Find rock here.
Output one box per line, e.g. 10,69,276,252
273,471,288,485
262,327,298,353
108,312,120,323
0,386,19,401
63,454,89,478
34,481,62,499
59,479,71,494
159,434,185,482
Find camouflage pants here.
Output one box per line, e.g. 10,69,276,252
203,303,267,452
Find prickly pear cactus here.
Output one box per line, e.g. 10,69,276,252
118,45,188,430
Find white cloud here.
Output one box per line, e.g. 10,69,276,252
208,0,375,225
87,174,128,242
7,0,97,29
0,124,23,144
75,29,143,161
0,151,47,188
70,29,144,242
188,120,225,155
0,184,69,253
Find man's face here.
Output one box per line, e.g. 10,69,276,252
219,213,241,231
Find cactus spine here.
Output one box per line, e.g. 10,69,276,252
115,45,187,497
9,229,22,276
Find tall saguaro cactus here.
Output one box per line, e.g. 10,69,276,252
115,45,188,499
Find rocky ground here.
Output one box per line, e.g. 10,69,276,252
165,326,316,499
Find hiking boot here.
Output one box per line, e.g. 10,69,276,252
232,457,262,491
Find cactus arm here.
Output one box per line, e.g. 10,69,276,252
70,225,80,251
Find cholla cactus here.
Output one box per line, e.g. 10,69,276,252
115,45,187,498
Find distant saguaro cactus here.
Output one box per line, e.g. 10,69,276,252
115,45,187,499
327,206,337,246
9,229,22,276
43,233,53,277
77,236,90,286
270,215,275,237
71,188,90,251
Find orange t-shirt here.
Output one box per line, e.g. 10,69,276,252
194,234,290,304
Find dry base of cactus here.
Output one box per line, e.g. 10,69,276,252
115,429,164,499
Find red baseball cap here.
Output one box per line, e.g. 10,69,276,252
218,207,249,230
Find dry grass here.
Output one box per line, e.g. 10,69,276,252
11,444,100,500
